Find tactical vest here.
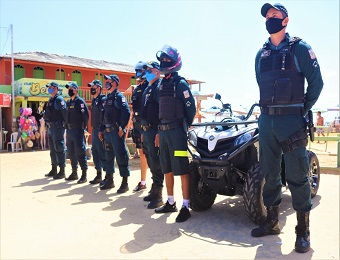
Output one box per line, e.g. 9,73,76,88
91,94,105,129
159,75,186,121
140,79,161,126
132,81,148,115
259,37,305,106
103,91,120,125
44,95,63,123
67,97,85,125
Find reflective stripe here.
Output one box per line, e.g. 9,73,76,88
174,150,187,157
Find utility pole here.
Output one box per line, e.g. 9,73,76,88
10,24,15,128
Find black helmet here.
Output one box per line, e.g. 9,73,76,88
134,61,147,81
156,44,182,74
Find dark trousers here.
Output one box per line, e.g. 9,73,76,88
91,128,107,171
104,130,130,177
66,128,88,170
48,127,66,167
259,114,312,212
142,127,163,187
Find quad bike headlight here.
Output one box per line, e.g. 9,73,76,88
188,129,198,147
234,131,254,147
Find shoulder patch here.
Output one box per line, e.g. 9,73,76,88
183,90,190,99
81,103,85,108
60,101,65,106
308,49,316,59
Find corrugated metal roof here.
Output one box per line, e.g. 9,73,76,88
0,51,134,73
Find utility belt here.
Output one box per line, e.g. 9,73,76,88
158,121,182,131
141,124,157,132
280,127,308,153
105,125,118,132
67,123,83,129
46,121,63,128
261,106,303,115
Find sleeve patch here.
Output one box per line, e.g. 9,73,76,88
60,101,65,106
308,49,316,59
183,90,190,99
81,103,85,108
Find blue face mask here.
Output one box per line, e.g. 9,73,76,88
145,71,156,82
48,88,54,95
105,82,112,90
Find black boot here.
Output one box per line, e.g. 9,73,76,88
100,173,109,187
53,166,66,179
295,211,310,253
117,177,129,193
77,169,87,184
251,206,280,237
65,169,78,181
147,186,163,209
45,166,57,177
89,170,102,184
143,184,155,201
100,176,115,190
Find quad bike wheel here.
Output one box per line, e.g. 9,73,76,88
189,162,217,211
307,150,320,198
243,162,266,225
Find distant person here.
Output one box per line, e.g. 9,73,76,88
316,111,325,143
64,82,89,184
44,82,67,179
131,61,149,192
98,74,131,193
251,3,323,254
140,61,164,209
87,80,107,184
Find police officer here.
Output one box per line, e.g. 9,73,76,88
251,3,323,253
154,45,196,223
139,61,164,209
87,79,107,184
131,61,149,192
64,82,89,184
99,74,131,193
44,82,67,179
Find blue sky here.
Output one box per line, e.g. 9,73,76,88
1,0,339,121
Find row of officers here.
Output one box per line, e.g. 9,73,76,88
44,44,196,223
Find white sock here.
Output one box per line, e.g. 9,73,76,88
183,199,189,209
167,196,175,205
140,181,146,185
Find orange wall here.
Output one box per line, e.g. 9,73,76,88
0,58,133,92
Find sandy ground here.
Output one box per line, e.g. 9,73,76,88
0,145,339,259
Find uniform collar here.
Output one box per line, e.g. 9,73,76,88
265,33,290,50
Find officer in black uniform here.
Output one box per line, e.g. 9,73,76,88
131,61,149,192
251,3,323,254
44,82,67,179
64,82,89,184
87,79,107,184
139,61,164,209
153,45,196,223
98,74,131,193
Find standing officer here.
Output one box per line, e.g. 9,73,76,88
153,45,196,223
131,61,149,192
64,82,89,184
139,61,164,209
251,3,323,253
99,74,131,193
88,79,107,184
44,82,67,179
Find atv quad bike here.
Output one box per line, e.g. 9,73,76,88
188,94,320,224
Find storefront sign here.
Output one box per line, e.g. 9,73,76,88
0,93,11,107
14,78,75,98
